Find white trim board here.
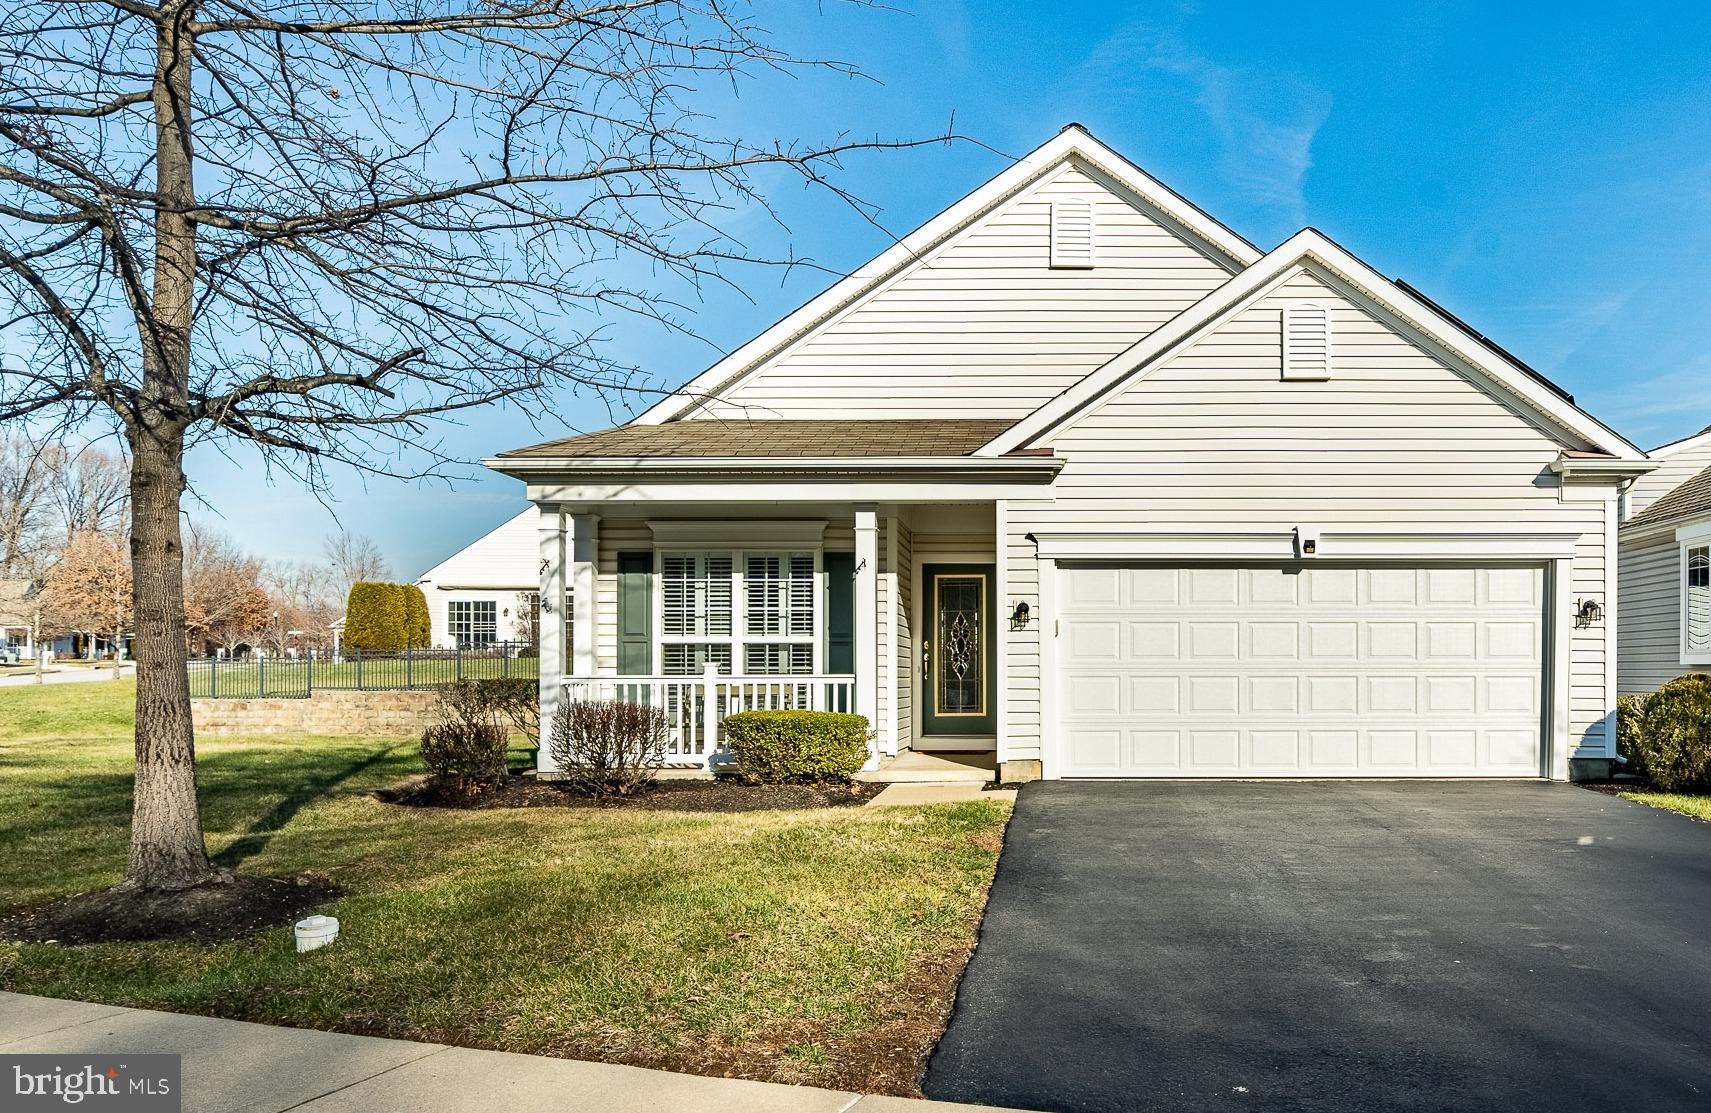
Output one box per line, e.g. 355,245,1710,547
978,228,1644,461
633,124,1260,426
1028,530,1584,562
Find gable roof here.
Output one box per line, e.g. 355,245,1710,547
1624,462,1711,532
977,228,1644,460
414,507,537,587
496,419,1017,461
1650,425,1711,457
633,124,1262,426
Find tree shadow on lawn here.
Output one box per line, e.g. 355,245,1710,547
209,743,408,871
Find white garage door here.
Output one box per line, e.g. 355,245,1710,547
1057,565,1545,777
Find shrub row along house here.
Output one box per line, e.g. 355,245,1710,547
460,124,1653,782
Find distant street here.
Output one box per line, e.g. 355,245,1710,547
0,664,134,688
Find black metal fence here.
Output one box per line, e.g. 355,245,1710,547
187,642,540,699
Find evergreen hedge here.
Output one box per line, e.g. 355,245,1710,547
402,584,431,648
344,580,406,651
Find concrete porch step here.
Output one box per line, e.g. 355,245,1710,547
857,751,995,784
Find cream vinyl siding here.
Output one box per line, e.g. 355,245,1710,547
1619,529,1711,694
1628,438,1711,517
702,163,1235,420
1001,265,1615,763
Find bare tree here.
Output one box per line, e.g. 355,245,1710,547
265,558,342,652
0,1,942,892
42,443,131,544
0,432,50,576
323,532,391,600
183,523,271,654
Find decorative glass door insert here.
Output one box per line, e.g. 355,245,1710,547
922,565,995,736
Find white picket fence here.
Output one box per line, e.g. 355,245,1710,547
561,666,857,767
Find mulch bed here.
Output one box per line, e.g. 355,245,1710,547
377,774,885,812
0,873,340,946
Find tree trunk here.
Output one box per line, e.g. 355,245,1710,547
124,425,212,889
120,0,215,891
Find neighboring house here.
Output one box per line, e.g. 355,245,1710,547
1618,426,1711,694
0,579,38,658
486,124,1649,781
414,507,564,649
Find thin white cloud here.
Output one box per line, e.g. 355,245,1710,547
1583,357,1711,448
1080,20,1332,229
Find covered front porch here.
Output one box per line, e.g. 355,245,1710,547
484,417,1062,775
534,502,1009,771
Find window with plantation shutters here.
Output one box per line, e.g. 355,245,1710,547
1049,197,1095,268
657,549,820,676
1282,301,1332,380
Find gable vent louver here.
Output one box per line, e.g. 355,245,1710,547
1049,197,1096,268
1282,302,1332,380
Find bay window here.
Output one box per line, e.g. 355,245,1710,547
1687,543,1710,662
659,550,820,675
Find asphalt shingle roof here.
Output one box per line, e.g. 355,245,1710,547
496,419,1019,460
1626,462,1711,531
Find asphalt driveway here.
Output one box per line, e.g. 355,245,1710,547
924,781,1711,1113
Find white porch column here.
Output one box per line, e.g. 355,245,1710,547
537,504,567,773
854,505,879,770
880,511,900,756
569,512,599,678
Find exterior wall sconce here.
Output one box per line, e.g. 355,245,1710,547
1575,598,1603,629
1010,601,1031,630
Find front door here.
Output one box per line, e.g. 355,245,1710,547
922,564,996,737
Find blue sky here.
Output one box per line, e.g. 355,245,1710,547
185,0,1711,576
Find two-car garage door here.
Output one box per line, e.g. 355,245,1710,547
1057,564,1546,777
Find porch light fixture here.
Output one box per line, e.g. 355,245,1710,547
1575,598,1603,629
1010,601,1031,630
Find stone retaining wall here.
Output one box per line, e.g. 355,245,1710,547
192,689,441,736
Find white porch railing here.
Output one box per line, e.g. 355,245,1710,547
561,668,857,767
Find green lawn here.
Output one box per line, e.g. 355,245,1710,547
0,681,1009,1093
1618,790,1711,822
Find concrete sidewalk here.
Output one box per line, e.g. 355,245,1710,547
1,992,1033,1113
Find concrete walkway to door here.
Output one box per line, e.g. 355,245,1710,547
924,780,1711,1113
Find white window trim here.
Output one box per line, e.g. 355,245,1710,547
447,598,499,649
653,546,825,676
1678,522,1711,666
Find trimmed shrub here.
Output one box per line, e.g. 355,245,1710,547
345,580,405,651
420,718,509,794
1616,692,1649,776
549,699,668,797
441,677,538,752
402,584,431,648
724,710,870,785
1628,675,1711,791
